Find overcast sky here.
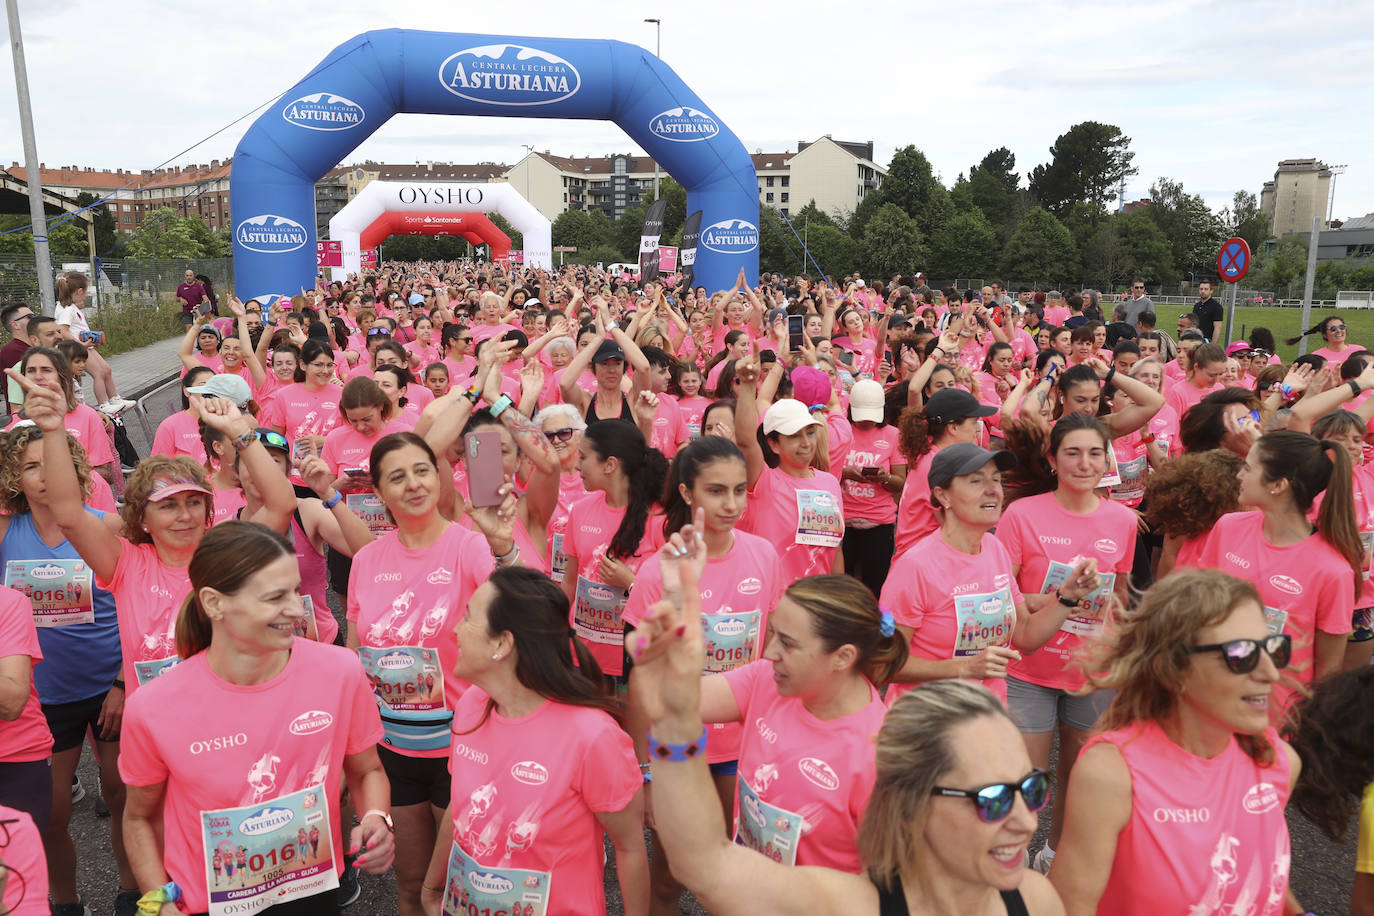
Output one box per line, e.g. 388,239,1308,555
5,0,1373,225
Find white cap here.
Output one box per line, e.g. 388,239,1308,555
762,398,821,436
848,379,885,423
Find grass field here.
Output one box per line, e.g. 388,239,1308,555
1150,304,1374,364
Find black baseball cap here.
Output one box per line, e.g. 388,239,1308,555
925,388,997,423
928,442,1017,494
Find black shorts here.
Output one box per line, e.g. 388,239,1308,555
42,690,120,751
377,745,450,808
0,758,52,837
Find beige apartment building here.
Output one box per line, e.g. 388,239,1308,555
1260,158,1333,236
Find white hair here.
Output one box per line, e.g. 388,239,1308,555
533,403,586,431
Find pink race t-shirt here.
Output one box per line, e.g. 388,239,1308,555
0,585,52,762
1164,377,1221,419
1084,720,1291,916
1190,511,1354,710
321,420,406,476
210,482,246,527
9,405,120,470
880,530,1024,704
445,690,640,916
1312,344,1366,367
547,472,587,584
1110,432,1150,508
118,640,383,916
469,322,521,347
96,540,192,692
894,449,939,558
1147,403,1181,455
833,336,877,377
840,424,899,525
151,410,206,462
347,523,494,758
722,659,885,872
997,493,1137,691
0,804,48,914
624,531,784,763
563,491,664,676
258,383,342,449
404,340,442,369
560,491,662,678
645,393,688,457
740,467,843,584
88,472,117,514
677,395,710,439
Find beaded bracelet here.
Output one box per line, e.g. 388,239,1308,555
648,726,708,762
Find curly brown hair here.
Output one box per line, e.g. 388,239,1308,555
0,426,93,515
1142,448,1243,537
121,456,214,546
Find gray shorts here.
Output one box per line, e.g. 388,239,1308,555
1006,676,1113,733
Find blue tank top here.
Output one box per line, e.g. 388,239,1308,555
1,510,121,703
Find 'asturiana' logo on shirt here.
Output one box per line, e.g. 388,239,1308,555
699,219,760,255
712,618,748,638
1242,782,1281,814
426,568,453,585
289,710,334,736
648,107,720,142
238,806,295,836
737,577,762,596
1094,538,1119,554
438,44,581,106
798,756,839,791
467,871,515,895
236,214,307,254
376,650,416,670
281,93,365,131
28,563,66,579
510,761,549,785
586,584,616,603
1268,574,1302,596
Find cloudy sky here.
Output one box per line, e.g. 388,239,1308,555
4,0,1373,223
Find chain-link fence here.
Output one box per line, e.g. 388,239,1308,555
0,252,234,314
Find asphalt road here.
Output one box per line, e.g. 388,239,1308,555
55,381,1357,916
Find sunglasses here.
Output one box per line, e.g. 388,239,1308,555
1189,633,1291,673
1328,325,1348,332
367,328,390,337
544,427,577,443
1249,349,1272,358
932,769,1051,822
255,429,289,450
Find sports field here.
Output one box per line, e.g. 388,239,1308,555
1150,304,1374,364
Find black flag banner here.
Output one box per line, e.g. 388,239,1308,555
679,209,702,291
637,198,669,283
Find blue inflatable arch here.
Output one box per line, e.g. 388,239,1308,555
231,29,759,301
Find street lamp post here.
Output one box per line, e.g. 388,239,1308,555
644,18,661,201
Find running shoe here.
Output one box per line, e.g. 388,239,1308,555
1031,845,1055,875
113,890,140,916
336,854,361,908
71,774,86,803
96,399,133,417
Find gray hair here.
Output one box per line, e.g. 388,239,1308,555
533,403,586,431
547,336,576,359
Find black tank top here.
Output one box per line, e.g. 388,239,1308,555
585,393,632,425
875,874,1029,916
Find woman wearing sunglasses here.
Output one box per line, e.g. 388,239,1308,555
622,531,1061,916
1185,430,1359,712
1290,315,1368,368
1051,569,1300,916
533,403,587,582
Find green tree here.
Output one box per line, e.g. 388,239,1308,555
1252,237,1310,296
806,223,861,278
928,209,999,279
614,205,645,262
551,208,613,252
792,200,835,230
184,215,231,258
74,192,118,255
1000,207,1077,282
1028,122,1137,224
860,203,924,278
1223,190,1271,252
122,208,202,259
1145,177,1224,281
966,147,1022,242
845,188,886,239
874,146,951,240
1082,211,1175,288
640,176,687,240
758,206,807,275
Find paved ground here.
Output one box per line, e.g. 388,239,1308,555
52,337,1358,915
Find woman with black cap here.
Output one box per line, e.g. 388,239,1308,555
558,304,650,425
880,442,1101,706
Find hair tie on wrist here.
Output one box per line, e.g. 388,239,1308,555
878,606,896,638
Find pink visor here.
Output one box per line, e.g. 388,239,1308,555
145,477,212,503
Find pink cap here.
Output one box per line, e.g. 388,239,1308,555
1225,341,1252,357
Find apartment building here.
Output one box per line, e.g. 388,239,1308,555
1260,159,1334,236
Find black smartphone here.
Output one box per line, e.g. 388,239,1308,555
787,314,805,350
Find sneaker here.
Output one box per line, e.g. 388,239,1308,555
113,890,140,916
96,399,132,417
1031,845,1055,875
120,463,137,475
108,396,137,411
71,774,86,804
336,855,361,908
50,902,92,916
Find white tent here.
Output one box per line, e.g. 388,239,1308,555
328,181,552,277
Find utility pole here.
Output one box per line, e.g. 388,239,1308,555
6,0,56,314
645,18,661,200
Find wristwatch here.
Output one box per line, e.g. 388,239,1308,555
361,808,394,832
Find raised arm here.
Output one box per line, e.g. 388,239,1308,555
228,297,266,388
732,356,767,488
177,314,206,371
1090,360,1163,439
298,456,375,557
205,400,295,531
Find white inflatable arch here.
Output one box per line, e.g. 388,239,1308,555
329,180,552,277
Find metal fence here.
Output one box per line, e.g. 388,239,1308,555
0,252,234,314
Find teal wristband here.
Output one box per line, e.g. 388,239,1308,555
489,394,514,419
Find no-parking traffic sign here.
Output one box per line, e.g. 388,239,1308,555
1217,237,1251,283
